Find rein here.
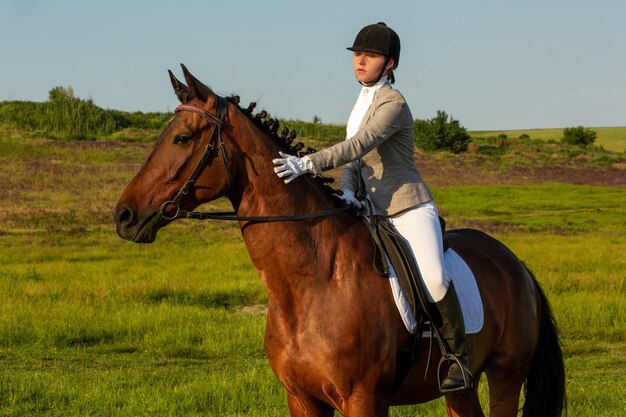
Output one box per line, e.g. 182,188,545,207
159,96,352,224
174,206,352,223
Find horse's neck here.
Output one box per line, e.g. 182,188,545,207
224,113,331,217
224,111,339,314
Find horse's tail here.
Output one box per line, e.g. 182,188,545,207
522,265,566,417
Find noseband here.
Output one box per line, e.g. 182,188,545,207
160,95,231,220
159,95,352,224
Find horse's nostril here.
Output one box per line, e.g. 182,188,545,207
116,205,135,227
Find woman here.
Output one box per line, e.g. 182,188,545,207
273,22,473,392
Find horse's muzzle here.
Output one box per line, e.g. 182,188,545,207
114,204,159,243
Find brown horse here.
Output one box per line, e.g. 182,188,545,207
114,65,565,417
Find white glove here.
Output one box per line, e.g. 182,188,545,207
337,189,362,208
272,151,314,184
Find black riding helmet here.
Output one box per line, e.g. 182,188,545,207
347,22,401,85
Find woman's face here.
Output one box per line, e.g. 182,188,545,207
352,51,394,84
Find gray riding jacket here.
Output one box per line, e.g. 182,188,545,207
307,83,432,216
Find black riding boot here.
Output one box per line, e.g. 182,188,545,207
435,282,474,392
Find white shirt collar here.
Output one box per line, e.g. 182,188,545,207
346,76,389,139
360,76,389,96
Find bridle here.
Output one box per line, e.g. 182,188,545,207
159,95,231,221
159,95,352,223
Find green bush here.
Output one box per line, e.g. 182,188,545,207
562,126,596,146
414,110,470,153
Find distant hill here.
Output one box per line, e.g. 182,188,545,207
0,91,171,142
469,127,626,153
0,92,341,144
1,90,624,154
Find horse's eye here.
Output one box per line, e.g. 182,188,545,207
173,135,192,145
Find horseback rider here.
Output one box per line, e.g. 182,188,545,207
273,22,473,392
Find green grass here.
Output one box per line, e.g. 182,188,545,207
470,126,626,153
434,184,626,234
0,135,624,416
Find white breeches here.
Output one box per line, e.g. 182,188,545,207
387,201,450,303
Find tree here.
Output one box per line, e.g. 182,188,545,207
48,86,75,103
561,126,596,146
414,110,470,153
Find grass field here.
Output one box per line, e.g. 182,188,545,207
0,135,624,416
470,126,626,153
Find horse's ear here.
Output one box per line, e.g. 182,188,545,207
180,63,213,103
168,70,190,104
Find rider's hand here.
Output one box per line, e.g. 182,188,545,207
272,152,314,184
337,189,362,208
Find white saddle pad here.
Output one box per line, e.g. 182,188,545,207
389,248,484,335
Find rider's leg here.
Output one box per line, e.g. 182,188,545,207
389,202,473,391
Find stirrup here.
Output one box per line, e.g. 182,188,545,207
437,354,474,393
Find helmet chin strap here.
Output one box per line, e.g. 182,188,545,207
359,56,391,87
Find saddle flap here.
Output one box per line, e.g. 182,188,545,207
373,216,431,320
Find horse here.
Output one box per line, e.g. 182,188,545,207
114,65,565,417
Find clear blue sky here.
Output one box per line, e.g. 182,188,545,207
1,0,624,130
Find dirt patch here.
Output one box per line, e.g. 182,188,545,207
47,139,149,152
233,304,268,315
415,154,626,187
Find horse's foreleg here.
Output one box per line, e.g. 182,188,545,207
342,392,389,417
285,387,390,417
286,392,334,417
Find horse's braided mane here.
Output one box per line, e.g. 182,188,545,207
226,95,337,192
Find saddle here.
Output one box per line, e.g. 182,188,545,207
366,215,448,317
374,215,449,271
361,214,451,389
